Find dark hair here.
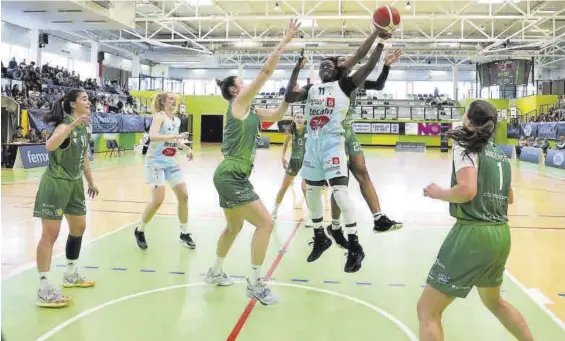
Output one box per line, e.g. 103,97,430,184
216,76,237,100
446,100,497,159
43,90,84,126
285,121,296,135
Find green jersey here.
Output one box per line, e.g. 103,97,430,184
221,103,261,166
449,142,511,223
342,89,357,130
45,115,89,181
290,128,306,160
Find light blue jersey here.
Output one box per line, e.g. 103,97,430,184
144,113,185,187
304,81,351,138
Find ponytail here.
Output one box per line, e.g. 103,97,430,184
216,76,237,100
43,89,83,126
447,100,497,159
151,92,175,114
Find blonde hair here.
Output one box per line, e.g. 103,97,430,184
151,92,175,114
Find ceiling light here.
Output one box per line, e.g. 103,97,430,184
405,1,411,9
537,10,555,14
274,1,280,11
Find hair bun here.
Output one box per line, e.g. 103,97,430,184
215,78,224,87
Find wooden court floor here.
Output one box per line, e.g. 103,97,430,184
1,144,564,341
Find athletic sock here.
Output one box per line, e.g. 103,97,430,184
66,259,77,274
39,272,50,289
212,257,224,274
180,223,189,234
345,223,358,235
250,264,261,284
331,219,341,230
373,212,382,221
138,221,147,232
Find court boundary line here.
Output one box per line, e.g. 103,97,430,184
33,281,418,341
504,271,565,331
226,219,303,341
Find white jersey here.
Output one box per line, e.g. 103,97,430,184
304,81,351,138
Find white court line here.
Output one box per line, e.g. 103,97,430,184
505,271,565,331
35,281,418,341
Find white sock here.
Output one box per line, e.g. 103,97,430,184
39,272,50,289
373,212,382,221
138,221,147,232
306,185,324,228
66,259,77,274
180,223,189,234
250,264,261,284
332,219,341,230
212,257,224,274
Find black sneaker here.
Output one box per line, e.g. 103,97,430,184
373,215,403,233
180,233,196,249
326,225,349,249
344,234,364,273
307,228,332,262
134,227,147,249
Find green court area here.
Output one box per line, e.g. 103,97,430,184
2,216,564,341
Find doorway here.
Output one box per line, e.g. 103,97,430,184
200,114,224,143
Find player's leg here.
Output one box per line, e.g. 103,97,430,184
476,223,533,341
273,172,295,220
134,167,167,249
168,166,195,248
324,137,363,272
302,142,333,262
33,175,72,307
209,161,278,305
477,287,534,341
327,184,348,249
347,133,402,232
62,180,94,288
204,206,243,286
417,285,456,341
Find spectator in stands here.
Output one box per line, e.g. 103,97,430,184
175,104,189,133
516,136,528,157
556,136,565,151
26,129,40,143
39,128,49,142
540,138,550,155
11,126,26,143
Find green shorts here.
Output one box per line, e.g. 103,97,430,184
344,129,363,158
427,221,511,298
33,173,86,220
213,159,259,209
285,158,303,176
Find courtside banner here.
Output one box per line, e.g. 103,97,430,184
19,144,94,169
353,122,404,134
405,122,452,136
545,149,565,169
519,146,543,164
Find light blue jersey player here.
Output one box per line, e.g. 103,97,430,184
144,113,184,186
134,92,195,250
284,40,387,274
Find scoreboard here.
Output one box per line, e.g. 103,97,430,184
478,59,532,87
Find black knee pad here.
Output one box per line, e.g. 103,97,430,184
66,234,83,260
305,179,327,187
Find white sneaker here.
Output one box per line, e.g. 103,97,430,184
203,268,234,286
36,286,72,308
246,278,280,305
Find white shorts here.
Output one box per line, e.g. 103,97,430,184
145,164,185,187
300,136,348,182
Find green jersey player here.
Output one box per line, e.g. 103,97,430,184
203,19,301,306
33,90,99,308
418,100,534,341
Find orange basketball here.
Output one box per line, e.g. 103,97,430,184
373,5,401,32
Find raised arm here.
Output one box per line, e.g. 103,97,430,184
363,49,402,91
350,41,386,87
340,29,381,70
232,19,300,119
284,51,310,104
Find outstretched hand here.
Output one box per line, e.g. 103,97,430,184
385,49,403,66
283,18,302,43
296,49,306,69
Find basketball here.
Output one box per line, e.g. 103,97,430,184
373,5,401,32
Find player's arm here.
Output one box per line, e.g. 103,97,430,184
349,42,386,88
149,113,185,142
363,65,389,91
281,133,291,168
232,19,300,119
83,138,99,197
256,101,290,122
508,187,514,204
339,29,381,70
45,113,88,151
283,52,309,104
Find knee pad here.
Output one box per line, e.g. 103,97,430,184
305,184,324,225
331,185,356,226
66,234,83,260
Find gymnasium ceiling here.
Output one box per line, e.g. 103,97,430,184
3,0,565,70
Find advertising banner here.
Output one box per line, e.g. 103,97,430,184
519,146,543,164
545,149,565,169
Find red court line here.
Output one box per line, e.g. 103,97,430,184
226,219,303,341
